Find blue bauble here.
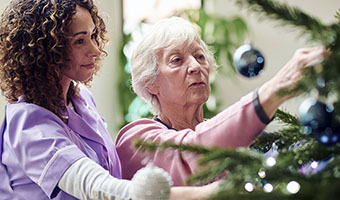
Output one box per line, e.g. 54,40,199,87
233,44,265,78
299,98,333,133
299,98,340,146
313,126,340,146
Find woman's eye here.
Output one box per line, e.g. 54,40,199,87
170,57,182,64
74,38,84,45
196,54,206,61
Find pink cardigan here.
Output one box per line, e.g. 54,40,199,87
115,91,267,186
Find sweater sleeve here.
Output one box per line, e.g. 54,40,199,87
184,91,267,147
116,91,268,185
58,157,132,200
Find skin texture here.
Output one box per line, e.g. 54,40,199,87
60,6,101,103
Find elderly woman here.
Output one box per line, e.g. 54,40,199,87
115,16,327,186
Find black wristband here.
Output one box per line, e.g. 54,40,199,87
253,89,274,124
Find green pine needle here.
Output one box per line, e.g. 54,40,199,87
235,0,334,45
275,109,300,126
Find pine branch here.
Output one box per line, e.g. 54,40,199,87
252,126,305,153
188,148,264,185
209,177,340,200
133,137,340,199
134,138,264,185
336,9,340,21
133,138,211,154
186,158,231,185
275,109,300,126
235,0,335,45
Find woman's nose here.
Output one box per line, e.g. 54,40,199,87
89,40,101,58
187,56,201,74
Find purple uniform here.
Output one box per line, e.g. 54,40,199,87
0,84,121,199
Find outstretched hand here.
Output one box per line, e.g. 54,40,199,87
258,46,328,119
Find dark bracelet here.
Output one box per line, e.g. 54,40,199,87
253,89,274,124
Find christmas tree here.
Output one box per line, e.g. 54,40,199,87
135,0,340,199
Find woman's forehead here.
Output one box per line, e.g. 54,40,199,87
163,41,204,55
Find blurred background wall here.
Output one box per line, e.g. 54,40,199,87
1,0,340,137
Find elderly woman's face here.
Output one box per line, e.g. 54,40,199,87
150,41,210,109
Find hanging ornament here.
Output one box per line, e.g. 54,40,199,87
131,162,173,200
298,98,340,145
299,98,333,133
313,126,340,146
233,44,265,78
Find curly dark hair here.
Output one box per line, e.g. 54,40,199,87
0,0,108,120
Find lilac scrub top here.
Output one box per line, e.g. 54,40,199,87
0,84,121,200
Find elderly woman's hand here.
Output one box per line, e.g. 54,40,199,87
258,46,328,119
169,181,220,200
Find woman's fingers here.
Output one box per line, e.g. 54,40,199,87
294,46,327,68
257,46,329,119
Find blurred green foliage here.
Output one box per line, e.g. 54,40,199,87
116,8,248,128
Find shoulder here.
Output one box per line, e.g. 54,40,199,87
115,117,194,146
5,102,68,138
6,102,62,124
115,118,165,146
4,102,69,146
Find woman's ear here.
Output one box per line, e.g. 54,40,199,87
146,84,159,95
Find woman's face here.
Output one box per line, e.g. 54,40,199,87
150,41,210,109
61,6,101,84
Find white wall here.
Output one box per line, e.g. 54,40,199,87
205,0,340,130
91,0,122,137
0,0,122,138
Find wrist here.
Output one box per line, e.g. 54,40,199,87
253,89,275,124
257,80,284,119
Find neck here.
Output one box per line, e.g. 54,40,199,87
158,104,204,130
60,77,72,104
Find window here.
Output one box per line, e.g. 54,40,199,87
123,0,202,33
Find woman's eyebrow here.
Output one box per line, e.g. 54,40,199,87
73,31,87,37
72,27,96,37
164,49,181,58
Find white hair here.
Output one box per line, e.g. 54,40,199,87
130,16,216,115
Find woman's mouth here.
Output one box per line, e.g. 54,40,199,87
189,82,205,87
81,63,95,69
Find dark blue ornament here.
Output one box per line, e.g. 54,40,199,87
299,98,340,146
313,126,340,146
299,98,333,133
233,44,265,78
